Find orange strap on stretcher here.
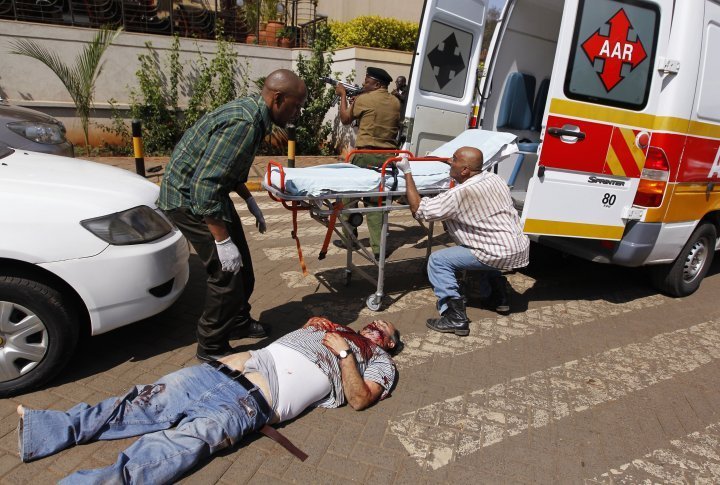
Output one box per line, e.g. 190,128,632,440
319,201,344,260
291,201,308,276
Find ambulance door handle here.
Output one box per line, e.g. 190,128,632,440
548,127,586,141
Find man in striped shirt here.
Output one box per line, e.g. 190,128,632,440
17,317,400,483
157,69,307,361
396,146,530,336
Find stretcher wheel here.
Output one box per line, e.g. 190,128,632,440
366,294,382,312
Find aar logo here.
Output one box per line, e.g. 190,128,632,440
581,9,647,91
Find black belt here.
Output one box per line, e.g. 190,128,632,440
207,360,308,462
207,360,271,416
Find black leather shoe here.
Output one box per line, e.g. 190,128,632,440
487,275,511,314
229,318,269,339
426,298,470,336
196,345,235,362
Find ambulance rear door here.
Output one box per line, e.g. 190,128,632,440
521,0,673,240
404,0,487,155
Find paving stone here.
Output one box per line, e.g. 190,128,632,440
317,451,369,479
180,456,232,484
218,447,268,483
0,455,20,477
282,461,345,484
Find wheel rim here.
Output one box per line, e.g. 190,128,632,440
0,301,49,382
682,237,709,284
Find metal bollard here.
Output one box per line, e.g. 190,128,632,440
286,123,296,168
131,120,146,177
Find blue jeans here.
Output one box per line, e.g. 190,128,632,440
428,245,501,314
19,364,271,484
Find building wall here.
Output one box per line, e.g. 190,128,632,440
315,0,424,23
0,20,412,148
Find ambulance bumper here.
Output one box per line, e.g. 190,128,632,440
534,222,661,267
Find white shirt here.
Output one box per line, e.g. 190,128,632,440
415,171,530,269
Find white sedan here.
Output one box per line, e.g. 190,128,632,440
0,144,190,396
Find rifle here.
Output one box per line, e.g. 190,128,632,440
321,77,363,107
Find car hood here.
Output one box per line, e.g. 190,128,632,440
0,150,159,214
0,104,62,124
0,150,164,262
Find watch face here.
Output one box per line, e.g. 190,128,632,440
340,350,349,358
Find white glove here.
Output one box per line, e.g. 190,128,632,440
395,154,412,174
215,237,242,273
246,196,267,233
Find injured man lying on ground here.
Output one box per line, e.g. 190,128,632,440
16,317,401,485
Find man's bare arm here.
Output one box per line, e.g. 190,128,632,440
322,332,383,410
204,215,230,241
235,182,251,201
336,85,354,125
339,357,383,410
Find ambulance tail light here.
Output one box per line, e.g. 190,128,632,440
633,147,669,208
469,103,479,128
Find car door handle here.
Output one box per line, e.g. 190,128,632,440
547,127,586,140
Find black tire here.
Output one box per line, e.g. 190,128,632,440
649,222,717,297
0,275,79,397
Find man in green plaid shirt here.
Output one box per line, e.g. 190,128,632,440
158,69,307,362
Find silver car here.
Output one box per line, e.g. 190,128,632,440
0,98,74,157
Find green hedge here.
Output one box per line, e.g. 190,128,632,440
329,16,418,52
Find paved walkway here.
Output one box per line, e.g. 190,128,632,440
2,158,720,483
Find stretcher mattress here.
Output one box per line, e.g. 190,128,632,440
429,129,519,168
267,130,518,196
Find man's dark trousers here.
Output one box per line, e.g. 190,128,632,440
164,207,254,353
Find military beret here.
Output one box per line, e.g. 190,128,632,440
366,67,393,85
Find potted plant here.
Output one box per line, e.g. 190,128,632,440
262,0,283,45
242,1,260,44
276,26,294,48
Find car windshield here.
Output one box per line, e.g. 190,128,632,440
0,142,14,159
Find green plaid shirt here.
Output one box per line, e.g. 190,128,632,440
157,95,272,221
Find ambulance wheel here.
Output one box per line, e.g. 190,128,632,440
366,294,382,312
649,222,716,297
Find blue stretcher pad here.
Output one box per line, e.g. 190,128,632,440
267,130,518,196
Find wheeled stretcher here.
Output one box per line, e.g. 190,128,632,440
262,130,519,311
263,150,449,311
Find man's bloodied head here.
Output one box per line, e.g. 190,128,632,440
360,319,401,353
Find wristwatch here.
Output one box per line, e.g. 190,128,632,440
338,348,352,359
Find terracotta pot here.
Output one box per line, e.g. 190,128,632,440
258,30,268,45
245,34,257,44
265,20,283,40
278,37,292,48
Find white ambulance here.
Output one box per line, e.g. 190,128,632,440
404,0,720,296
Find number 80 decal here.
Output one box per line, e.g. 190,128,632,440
602,193,616,207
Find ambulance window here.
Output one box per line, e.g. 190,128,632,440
564,0,659,110
696,22,720,123
419,20,473,98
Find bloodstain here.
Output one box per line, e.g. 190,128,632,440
308,317,378,361
238,397,256,418
134,383,166,406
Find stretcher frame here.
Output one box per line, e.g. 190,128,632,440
262,150,452,311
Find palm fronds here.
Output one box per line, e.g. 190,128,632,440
10,26,123,154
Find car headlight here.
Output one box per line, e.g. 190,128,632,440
81,206,173,245
7,121,67,144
